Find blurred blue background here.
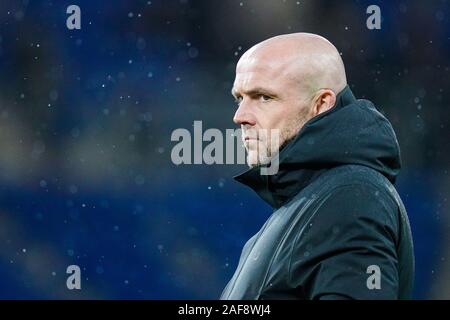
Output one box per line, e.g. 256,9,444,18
0,0,449,299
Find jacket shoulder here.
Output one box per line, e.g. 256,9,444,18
287,177,404,299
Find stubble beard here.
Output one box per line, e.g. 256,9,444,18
244,112,311,168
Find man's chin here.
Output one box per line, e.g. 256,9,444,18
246,153,272,168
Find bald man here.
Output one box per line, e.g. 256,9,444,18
221,33,414,300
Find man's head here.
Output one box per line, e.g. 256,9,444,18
232,32,347,167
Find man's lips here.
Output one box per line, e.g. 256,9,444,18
243,137,259,149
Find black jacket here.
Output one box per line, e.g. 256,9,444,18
220,86,414,300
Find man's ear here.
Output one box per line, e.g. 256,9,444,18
312,89,336,116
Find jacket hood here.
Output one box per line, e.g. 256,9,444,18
234,86,402,209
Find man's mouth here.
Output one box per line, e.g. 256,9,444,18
243,133,259,140
243,137,259,146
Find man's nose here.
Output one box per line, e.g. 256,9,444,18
233,101,256,126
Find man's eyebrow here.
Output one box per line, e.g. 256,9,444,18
231,87,276,97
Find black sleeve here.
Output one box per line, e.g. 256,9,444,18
288,183,401,300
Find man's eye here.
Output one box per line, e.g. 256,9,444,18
235,96,243,105
260,95,272,102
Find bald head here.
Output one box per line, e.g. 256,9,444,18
238,33,347,95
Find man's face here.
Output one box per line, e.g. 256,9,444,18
232,54,314,167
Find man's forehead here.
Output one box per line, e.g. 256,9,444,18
233,59,296,94
232,70,281,94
